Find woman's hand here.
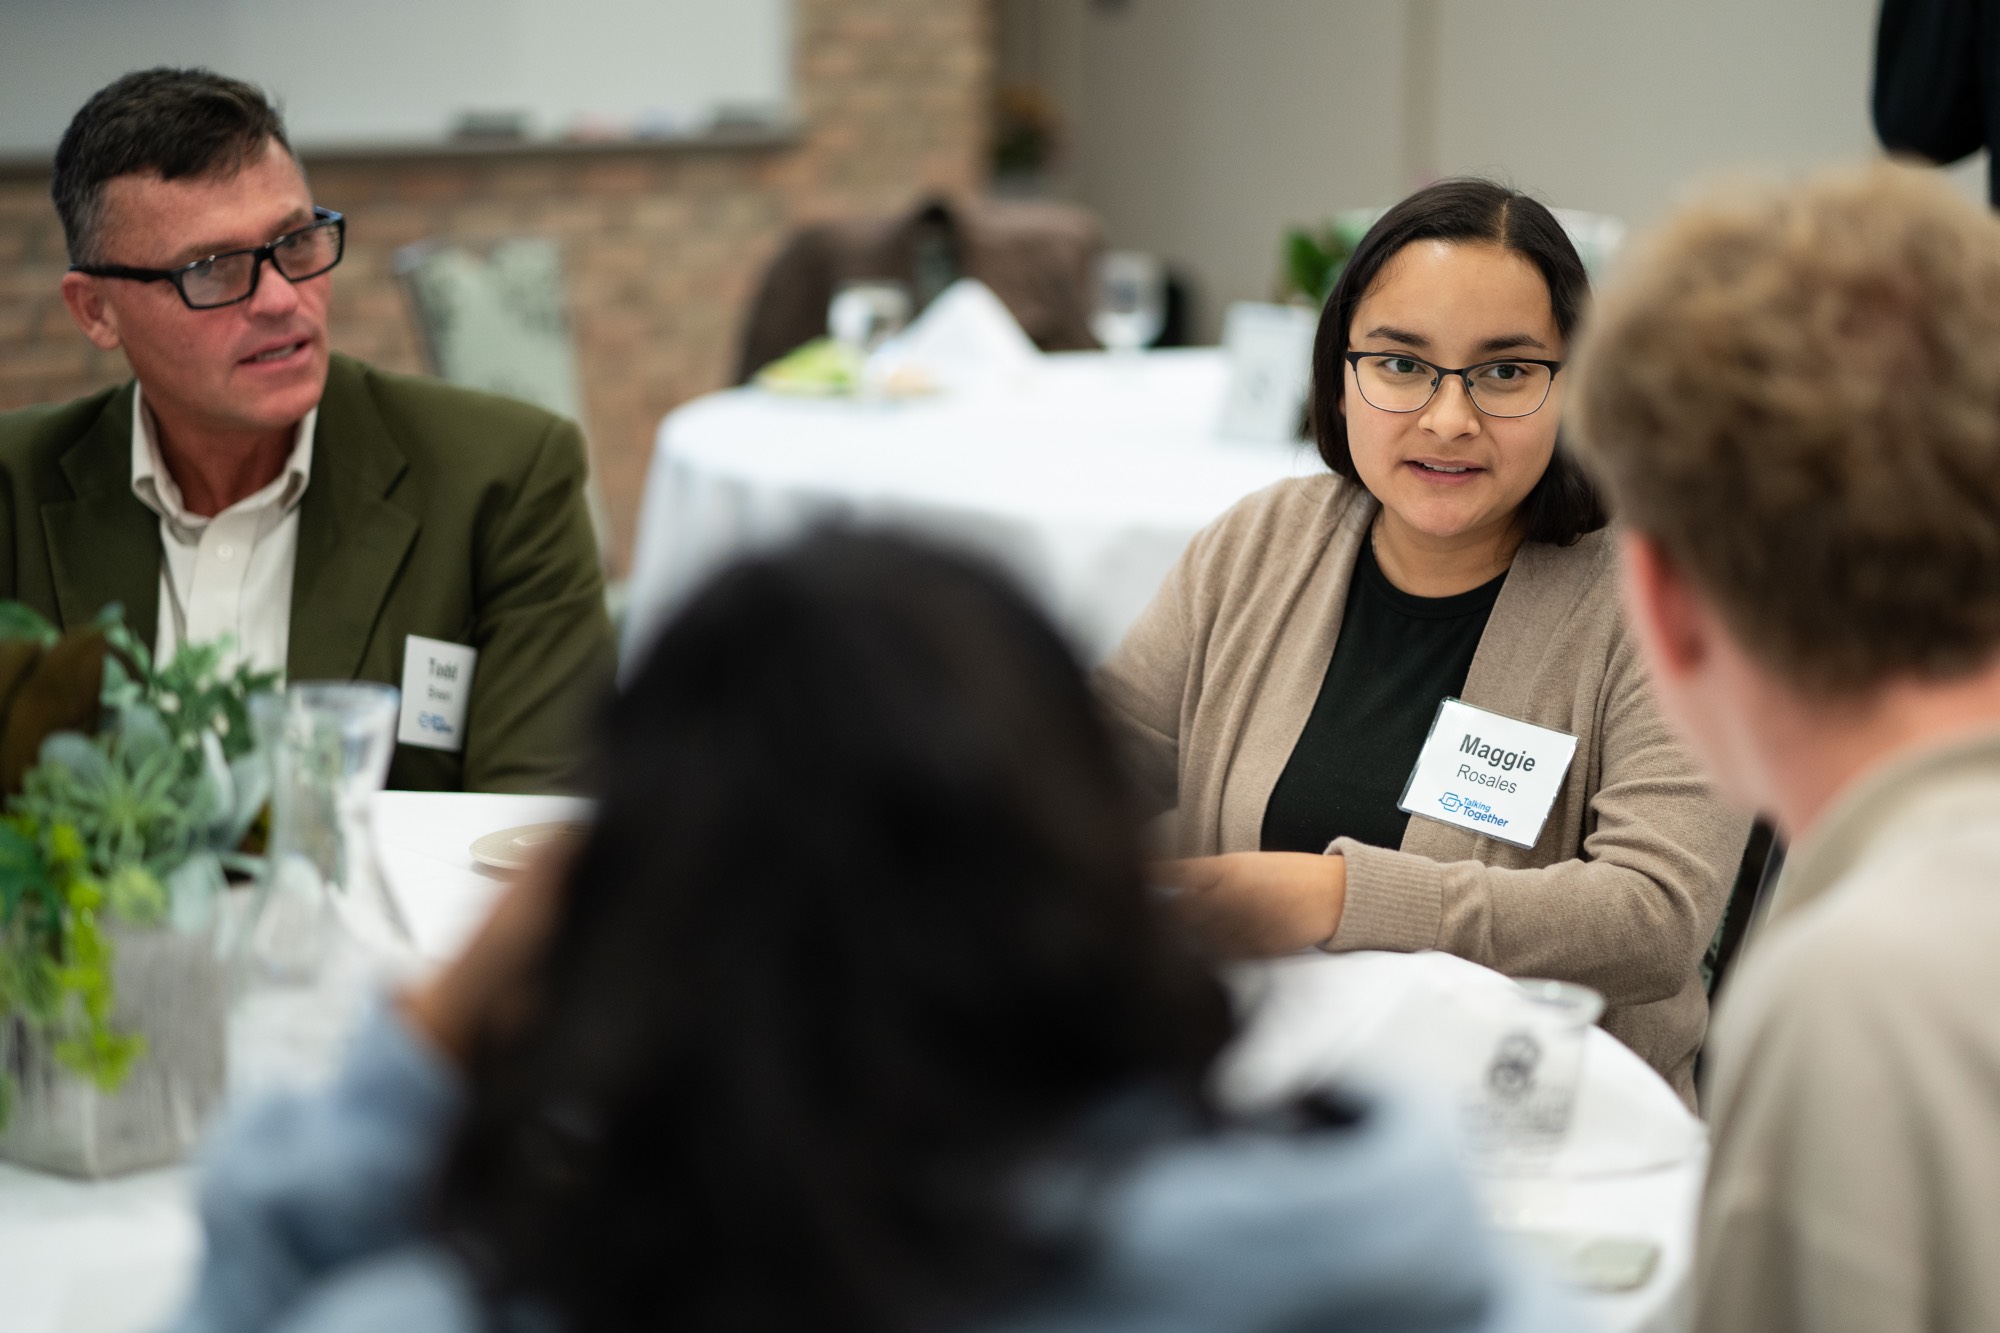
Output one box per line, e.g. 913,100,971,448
1156,851,1348,958
400,842,570,1066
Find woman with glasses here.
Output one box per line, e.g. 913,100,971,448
1100,179,1749,1106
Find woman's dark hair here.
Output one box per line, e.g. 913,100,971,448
436,530,1234,1332
1310,177,1607,546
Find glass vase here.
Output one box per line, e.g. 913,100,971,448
228,683,412,1098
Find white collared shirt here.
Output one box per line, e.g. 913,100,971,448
130,385,315,677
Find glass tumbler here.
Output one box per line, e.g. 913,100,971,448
230,683,410,1094
828,280,913,354
1460,978,1604,1174
1090,251,1166,354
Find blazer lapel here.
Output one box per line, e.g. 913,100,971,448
287,356,418,683
44,384,162,643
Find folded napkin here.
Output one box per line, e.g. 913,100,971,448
864,278,1040,395
1215,951,1702,1177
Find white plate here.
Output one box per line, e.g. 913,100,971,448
468,820,590,872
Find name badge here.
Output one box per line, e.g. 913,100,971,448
398,635,478,752
1398,698,1579,850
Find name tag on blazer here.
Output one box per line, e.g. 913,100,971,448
399,635,478,752
1399,698,1578,850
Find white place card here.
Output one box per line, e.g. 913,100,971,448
1214,301,1318,443
398,635,478,752
1399,698,1579,850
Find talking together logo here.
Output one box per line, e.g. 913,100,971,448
1438,791,1509,827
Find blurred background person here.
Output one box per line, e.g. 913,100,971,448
1575,162,2000,1333
1099,180,1748,1107
170,530,1578,1333
1874,0,2000,203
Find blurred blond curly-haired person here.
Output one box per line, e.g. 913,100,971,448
1573,162,2000,1333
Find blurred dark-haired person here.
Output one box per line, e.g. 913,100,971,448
1572,162,2000,1333
1099,179,1747,1106
169,531,1578,1333
0,68,612,792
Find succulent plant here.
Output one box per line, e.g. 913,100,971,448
0,603,279,1119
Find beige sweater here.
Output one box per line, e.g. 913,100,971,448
1098,475,1750,1102
1697,731,2000,1333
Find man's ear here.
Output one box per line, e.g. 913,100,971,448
60,271,122,351
1618,530,1710,681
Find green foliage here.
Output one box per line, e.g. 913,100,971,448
0,814,145,1091
18,720,210,883
102,632,277,766
0,602,277,1122
105,864,169,927
0,603,57,649
1277,209,1388,310
19,613,281,886
1282,225,1352,309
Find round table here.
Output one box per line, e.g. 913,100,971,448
1220,951,1705,1333
620,349,1321,667
0,791,577,1333
0,795,1701,1333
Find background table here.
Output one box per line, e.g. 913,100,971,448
0,795,1701,1333
621,349,1320,667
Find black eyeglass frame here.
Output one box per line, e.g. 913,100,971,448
1342,349,1565,418
69,207,346,310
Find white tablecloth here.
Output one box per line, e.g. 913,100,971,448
621,349,1321,667
1221,952,1704,1333
0,792,574,1333
0,796,1701,1333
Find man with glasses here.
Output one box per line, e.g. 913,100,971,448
0,67,613,793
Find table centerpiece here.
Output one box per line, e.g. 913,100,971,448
0,603,275,1177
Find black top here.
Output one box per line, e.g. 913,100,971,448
1261,537,1507,854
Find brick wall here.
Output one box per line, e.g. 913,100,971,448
0,0,992,571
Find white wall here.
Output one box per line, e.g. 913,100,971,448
1431,0,1882,222
0,0,791,153
1022,1,1414,339
1014,0,1986,340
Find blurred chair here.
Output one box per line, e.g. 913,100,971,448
394,239,620,615
735,196,1101,382
1705,819,1786,1001
1155,265,1196,348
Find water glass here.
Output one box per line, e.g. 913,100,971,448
828,280,913,353
1461,978,1603,1173
1091,250,1165,354
230,683,410,1094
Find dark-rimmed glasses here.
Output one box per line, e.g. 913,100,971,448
70,207,345,310
1343,350,1563,418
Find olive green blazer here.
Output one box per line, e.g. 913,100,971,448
0,353,615,793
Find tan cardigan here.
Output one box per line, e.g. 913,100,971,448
1098,475,1750,1102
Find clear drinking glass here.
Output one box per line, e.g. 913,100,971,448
1460,979,1604,1174
828,280,913,354
1090,250,1165,354
229,683,410,1094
